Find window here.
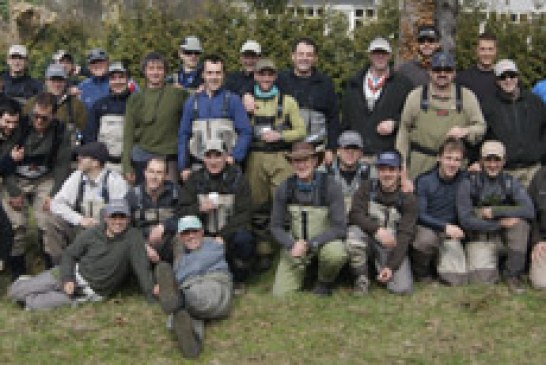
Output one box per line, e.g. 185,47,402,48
366,9,375,18
306,7,315,17
355,9,364,18
510,13,518,22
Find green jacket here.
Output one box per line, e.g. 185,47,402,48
122,85,188,174
60,224,155,302
24,94,88,133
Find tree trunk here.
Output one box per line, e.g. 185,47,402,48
435,0,459,54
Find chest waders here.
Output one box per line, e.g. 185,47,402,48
251,93,292,151
133,185,178,234
188,92,237,161
198,194,235,234
300,108,327,146
330,161,369,214
74,170,111,221
98,115,125,160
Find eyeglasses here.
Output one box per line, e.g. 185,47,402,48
109,213,128,219
432,67,454,73
498,72,518,80
32,113,51,122
483,155,503,162
418,37,438,44
182,50,201,56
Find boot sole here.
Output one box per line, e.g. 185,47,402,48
155,262,181,314
173,309,202,358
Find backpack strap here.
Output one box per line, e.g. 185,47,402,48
420,84,429,112
101,169,111,203
74,172,86,214
221,90,231,118
455,83,462,113
191,94,199,120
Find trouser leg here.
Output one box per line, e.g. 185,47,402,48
0,203,13,270
437,238,468,285
8,268,72,310
466,237,499,284
372,240,413,294
316,240,347,284
225,229,255,283
3,190,27,258
530,247,546,289
43,214,80,265
272,249,309,296
345,225,369,277
501,220,530,278
183,274,233,320
411,226,441,280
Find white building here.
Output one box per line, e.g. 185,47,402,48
464,0,546,23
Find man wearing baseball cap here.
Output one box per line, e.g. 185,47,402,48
342,37,412,162
24,63,88,150
457,140,534,294
179,139,254,291
2,44,42,104
397,24,441,87
396,51,486,179
78,48,110,112
44,141,128,266
170,35,204,91
225,40,262,96
8,199,155,310
155,215,232,358
348,150,417,294
480,59,546,187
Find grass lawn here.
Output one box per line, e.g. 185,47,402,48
1,266,546,365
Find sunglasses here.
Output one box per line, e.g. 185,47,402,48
32,113,51,122
483,155,503,162
418,37,438,44
498,72,518,80
109,213,128,219
432,67,454,73
183,50,201,56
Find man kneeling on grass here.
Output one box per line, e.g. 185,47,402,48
155,215,232,359
8,199,155,310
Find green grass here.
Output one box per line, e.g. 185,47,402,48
2,269,546,365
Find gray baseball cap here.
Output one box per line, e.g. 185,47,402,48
108,61,127,74
338,131,363,149
87,48,108,63
45,63,67,79
180,36,203,52
104,199,130,217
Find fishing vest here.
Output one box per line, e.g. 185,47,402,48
469,172,515,208
329,160,370,214
285,172,330,242
74,170,111,221
367,179,403,237
132,183,179,235
188,92,236,161
251,92,292,151
98,114,124,161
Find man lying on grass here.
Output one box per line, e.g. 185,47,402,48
8,199,156,310
155,215,233,359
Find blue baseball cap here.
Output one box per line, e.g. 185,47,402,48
178,216,203,233
431,51,455,70
376,151,401,168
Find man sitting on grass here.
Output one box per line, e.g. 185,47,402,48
8,199,155,310
155,215,233,359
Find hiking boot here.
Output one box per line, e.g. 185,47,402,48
506,276,526,295
155,262,182,314
233,282,246,296
312,282,332,297
353,275,370,296
173,309,202,359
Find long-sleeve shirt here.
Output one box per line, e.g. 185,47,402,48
457,172,535,232
528,167,546,244
415,167,465,232
177,88,252,169
60,224,155,301
174,237,230,285
349,180,418,270
270,173,346,250
51,169,128,226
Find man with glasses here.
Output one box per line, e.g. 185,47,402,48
170,36,203,92
342,37,412,162
396,51,485,179
457,141,534,294
397,25,441,87
3,92,72,279
1,44,42,105
480,59,546,187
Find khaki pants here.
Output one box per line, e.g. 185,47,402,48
412,226,467,285
2,175,54,256
43,214,82,265
246,151,293,256
530,249,546,289
272,240,347,296
505,163,541,189
466,220,529,284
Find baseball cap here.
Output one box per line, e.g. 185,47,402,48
494,59,518,77
241,40,261,55
368,37,392,53
338,131,363,149
8,44,27,58
180,36,203,52
481,140,505,158
104,199,130,217
178,215,203,233
204,139,226,154
45,63,67,79
108,61,127,74
87,48,108,63
417,25,439,40
52,49,73,62
431,51,455,69
376,151,401,168
75,141,109,164
255,58,277,72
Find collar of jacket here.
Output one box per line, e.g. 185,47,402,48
348,66,394,88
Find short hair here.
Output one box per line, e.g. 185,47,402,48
33,92,57,114
292,37,318,53
0,98,21,118
145,157,167,171
202,54,224,71
140,51,169,74
438,137,466,157
477,32,497,43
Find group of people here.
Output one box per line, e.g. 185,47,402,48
1,24,546,358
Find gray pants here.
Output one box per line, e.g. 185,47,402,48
8,269,72,310
412,226,468,285
346,225,413,294
43,214,82,265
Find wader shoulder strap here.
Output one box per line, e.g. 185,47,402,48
455,83,462,113
102,169,111,204
420,84,462,113
420,85,429,112
74,169,111,214
74,172,86,213
191,94,199,120
368,178,404,211
221,91,231,118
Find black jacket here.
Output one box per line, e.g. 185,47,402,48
482,87,546,167
341,67,413,155
225,70,255,97
1,72,42,102
277,68,340,149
